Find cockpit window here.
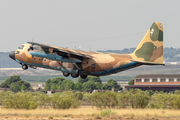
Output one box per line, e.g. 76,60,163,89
18,45,25,50
16,51,20,54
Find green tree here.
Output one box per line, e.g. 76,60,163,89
51,83,57,91
10,82,21,92
1,75,21,88
88,76,102,83
51,77,65,84
44,85,51,91
103,79,122,90
60,80,74,90
77,77,89,84
78,76,102,84
56,81,62,90
78,76,103,91
44,77,66,91
20,84,27,91
95,82,103,89
23,81,31,89
0,82,9,88
128,79,134,85
44,79,51,91
10,75,21,82
82,81,96,92
0,75,31,92
74,82,83,90
45,79,51,84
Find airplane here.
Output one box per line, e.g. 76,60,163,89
9,22,164,79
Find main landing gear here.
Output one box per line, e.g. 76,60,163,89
63,72,70,77
62,72,88,79
71,73,79,78
63,72,79,78
80,75,87,79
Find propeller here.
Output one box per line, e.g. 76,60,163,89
28,37,35,51
28,45,34,51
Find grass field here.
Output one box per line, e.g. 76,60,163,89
0,107,180,120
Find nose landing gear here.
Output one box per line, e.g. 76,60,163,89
22,64,28,70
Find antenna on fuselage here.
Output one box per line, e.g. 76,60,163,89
89,46,91,51
66,42,69,49
45,39,48,44
128,48,131,54
78,46,81,50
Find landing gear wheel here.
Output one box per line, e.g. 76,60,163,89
80,75,87,79
63,72,70,77
22,64,28,70
71,73,79,78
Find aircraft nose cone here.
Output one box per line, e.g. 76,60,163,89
9,51,15,60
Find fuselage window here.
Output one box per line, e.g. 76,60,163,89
18,45,25,50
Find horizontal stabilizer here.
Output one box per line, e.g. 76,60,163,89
132,60,165,65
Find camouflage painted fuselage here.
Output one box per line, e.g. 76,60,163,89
11,22,164,77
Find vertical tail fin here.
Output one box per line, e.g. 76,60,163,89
132,22,163,64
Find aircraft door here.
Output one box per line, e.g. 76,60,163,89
90,63,97,73
27,57,33,64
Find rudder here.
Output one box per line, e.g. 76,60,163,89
132,22,163,64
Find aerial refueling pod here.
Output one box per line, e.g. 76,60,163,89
30,52,82,63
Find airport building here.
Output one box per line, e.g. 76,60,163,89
125,74,180,92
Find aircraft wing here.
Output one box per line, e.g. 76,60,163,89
27,42,96,61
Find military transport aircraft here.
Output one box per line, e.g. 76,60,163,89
9,22,164,79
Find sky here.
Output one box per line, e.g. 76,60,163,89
0,0,180,52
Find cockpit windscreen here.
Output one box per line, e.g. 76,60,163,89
18,45,25,50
